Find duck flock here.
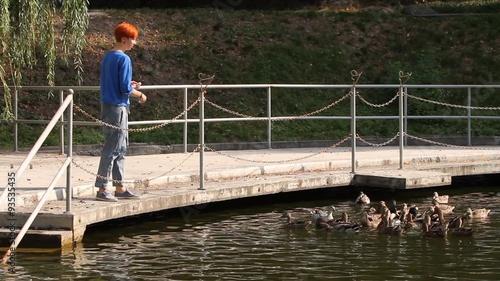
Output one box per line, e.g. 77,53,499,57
281,191,491,238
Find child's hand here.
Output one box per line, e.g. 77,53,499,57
131,81,142,89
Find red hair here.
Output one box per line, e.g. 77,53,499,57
114,22,139,42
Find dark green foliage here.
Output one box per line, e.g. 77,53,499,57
1,5,499,149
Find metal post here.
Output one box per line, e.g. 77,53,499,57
404,87,408,147
267,87,272,149
59,90,65,155
198,88,205,190
66,89,74,213
183,87,188,153
351,86,356,174
14,89,18,152
399,84,404,170
467,87,472,146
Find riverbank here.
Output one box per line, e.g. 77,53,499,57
1,3,499,149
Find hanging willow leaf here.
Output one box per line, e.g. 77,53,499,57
0,0,88,120
62,0,89,85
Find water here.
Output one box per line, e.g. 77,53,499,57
3,180,499,281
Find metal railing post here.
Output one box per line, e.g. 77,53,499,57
350,71,363,174
467,87,472,146
351,85,357,174
183,87,188,153
199,88,205,190
14,89,18,152
404,86,408,147
59,90,65,155
66,89,74,213
267,86,272,149
399,84,405,170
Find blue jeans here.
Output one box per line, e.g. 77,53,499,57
94,103,129,190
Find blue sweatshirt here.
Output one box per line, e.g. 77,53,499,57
100,50,134,106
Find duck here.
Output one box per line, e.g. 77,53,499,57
354,191,371,205
465,207,491,219
408,204,420,220
450,226,474,237
315,217,335,230
447,215,463,229
398,203,409,221
377,212,403,236
329,221,362,233
447,214,474,236
429,204,446,224
432,191,449,204
422,220,449,238
430,201,455,215
360,211,382,228
389,200,408,217
281,212,311,229
447,213,469,229
335,212,350,223
310,205,336,222
379,223,404,236
402,212,418,230
373,200,387,214
422,213,445,232
310,209,327,222
388,199,399,214
315,216,361,232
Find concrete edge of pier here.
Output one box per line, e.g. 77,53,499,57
1,146,500,249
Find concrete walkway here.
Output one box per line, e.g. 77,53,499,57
1,145,500,248
1,145,500,207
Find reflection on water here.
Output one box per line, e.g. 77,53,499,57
4,184,500,280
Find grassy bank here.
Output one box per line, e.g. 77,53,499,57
1,2,499,149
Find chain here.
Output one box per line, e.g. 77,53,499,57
204,97,266,119
406,93,500,110
73,73,214,132
71,159,125,184
71,144,202,185
203,70,353,122
275,92,351,121
204,92,351,122
203,135,351,164
404,133,499,150
357,92,399,108
73,97,201,132
356,133,399,147
146,144,202,182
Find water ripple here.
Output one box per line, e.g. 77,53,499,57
7,187,500,280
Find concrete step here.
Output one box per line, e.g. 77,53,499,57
0,228,77,248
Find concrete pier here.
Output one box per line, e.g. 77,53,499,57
1,146,500,249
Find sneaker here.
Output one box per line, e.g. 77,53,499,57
115,189,141,199
96,191,118,202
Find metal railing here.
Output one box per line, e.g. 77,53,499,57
0,89,74,263
1,82,500,257
4,83,500,185
7,83,500,153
